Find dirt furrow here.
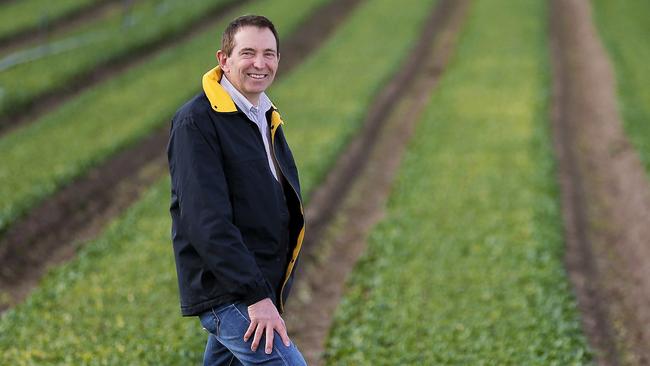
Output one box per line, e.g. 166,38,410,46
283,0,470,364
549,0,650,364
0,0,364,313
0,0,247,135
0,0,121,53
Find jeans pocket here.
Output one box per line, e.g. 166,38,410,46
232,302,251,322
213,303,252,340
198,309,220,336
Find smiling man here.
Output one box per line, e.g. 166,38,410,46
167,15,307,366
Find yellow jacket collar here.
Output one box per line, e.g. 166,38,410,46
202,65,284,130
202,65,237,112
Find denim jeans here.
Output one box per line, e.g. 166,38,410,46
198,302,307,366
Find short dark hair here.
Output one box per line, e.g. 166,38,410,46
221,15,279,56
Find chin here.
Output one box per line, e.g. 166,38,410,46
247,84,271,94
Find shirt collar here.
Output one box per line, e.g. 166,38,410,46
220,73,273,117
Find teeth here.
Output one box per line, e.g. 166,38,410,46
248,73,266,79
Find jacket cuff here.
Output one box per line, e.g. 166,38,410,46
242,278,273,306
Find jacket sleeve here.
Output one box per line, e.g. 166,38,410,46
168,115,272,306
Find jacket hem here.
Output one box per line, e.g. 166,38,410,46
180,294,239,317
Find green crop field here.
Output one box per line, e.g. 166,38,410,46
0,0,234,118
591,0,650,175
0,0,96,40
7,0,647,363
323,0,592,364
0,0,439,363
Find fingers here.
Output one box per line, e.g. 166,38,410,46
244,305,290,354
265,325,274,354
244,319,256,342
245,321,290,353
251,322,265,352
278,322,291,347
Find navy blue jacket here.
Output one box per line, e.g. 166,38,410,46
167,66,305,316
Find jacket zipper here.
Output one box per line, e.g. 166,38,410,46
269,120,305,313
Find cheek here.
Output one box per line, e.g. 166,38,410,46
239,64,255,76
225,58,236,70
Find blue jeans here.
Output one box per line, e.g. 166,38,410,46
198,302,307,366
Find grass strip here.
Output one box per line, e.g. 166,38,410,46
591,0,650,175
0,0,437,363
323,0,593,364
0,0,234,118
0,0,326,236
0,0,96,40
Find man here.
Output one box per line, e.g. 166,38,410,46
167,15,307,366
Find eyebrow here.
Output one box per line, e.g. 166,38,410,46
239,47,277,54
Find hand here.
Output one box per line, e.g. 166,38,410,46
244,298,291,354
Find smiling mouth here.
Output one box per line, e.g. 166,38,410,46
247,73,268,80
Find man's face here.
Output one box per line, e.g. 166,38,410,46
217,26,280,105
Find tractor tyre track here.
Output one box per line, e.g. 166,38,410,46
283,0,470,364
0,0,364,313
550,0,650,364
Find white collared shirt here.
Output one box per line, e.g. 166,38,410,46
220,75,281,182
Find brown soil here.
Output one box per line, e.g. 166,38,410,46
549,0,650,364
0,0,364,313
0,0,248,135
0,0,121,53
283,0,470,364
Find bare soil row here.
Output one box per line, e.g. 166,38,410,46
549,0,650,364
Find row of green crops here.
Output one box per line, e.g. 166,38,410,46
591,0,650,175
0,0,439,363
323,0,593,364
0,0,97,40
0,0,236,118
0,0,330,236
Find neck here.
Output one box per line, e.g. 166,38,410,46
244,93,260,106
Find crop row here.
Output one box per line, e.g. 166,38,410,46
323,0,592,364
0,0,439,363
591,0,650,175
0,0,96,40
0,0,236,118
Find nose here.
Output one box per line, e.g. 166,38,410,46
253,54,265,69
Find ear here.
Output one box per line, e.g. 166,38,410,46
216,50,229,72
